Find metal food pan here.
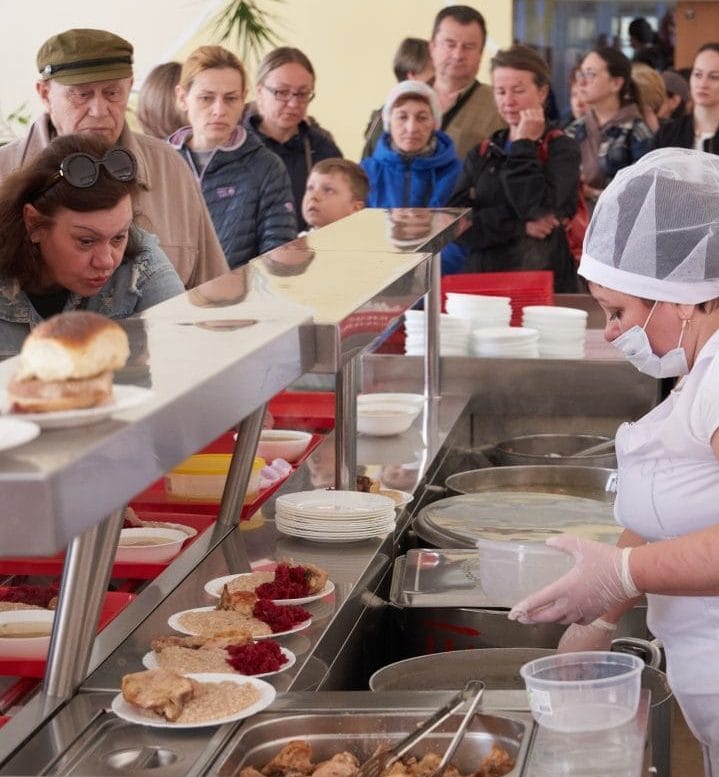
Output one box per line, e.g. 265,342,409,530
216,710,531,776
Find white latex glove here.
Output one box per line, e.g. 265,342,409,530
508,534,639,625
557,620,616,653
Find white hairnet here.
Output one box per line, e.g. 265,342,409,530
578,148,719,303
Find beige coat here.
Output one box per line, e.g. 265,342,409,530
445,81,505,161
0,116,229,288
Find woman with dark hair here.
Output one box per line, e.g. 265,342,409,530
654,43,719,154
244,47,342,231
566,46,653,204
0,134,184,358
448,44,581,291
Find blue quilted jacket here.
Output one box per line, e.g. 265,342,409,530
170,126,297,269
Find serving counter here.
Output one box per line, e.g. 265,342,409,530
0,207,660,775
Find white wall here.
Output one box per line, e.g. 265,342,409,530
0,0,513,159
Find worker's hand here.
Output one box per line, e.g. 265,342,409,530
515,108,546,141
557,621,616,653
508,535,640,625
525,214,559,239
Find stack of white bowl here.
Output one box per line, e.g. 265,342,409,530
470,326,540,358
522,306,588,358
445,293,512,330
404,310,470,356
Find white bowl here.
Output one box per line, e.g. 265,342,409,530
256,429,312,463
0,609,54,659
520,651,643,732
358,393,425,411
476,537,575,607
357,404,419,436
115,527,188,564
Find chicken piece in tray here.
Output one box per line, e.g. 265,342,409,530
312,752,359,777
218,586,258,614
121,669,198,722
473,745,515,777
261,740,315,776
151,629,253,653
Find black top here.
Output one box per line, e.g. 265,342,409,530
653,114,719,154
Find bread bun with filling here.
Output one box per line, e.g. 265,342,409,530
8,311,130,413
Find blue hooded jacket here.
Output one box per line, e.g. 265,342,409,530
361,130,461,208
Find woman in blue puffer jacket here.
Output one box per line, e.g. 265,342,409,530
361,81,461,210
171,45,297,269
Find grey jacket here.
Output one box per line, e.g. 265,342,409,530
0,227,184,360
169,126,297,269
0,116,230,288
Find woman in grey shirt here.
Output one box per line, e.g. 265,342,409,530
0,134,184,359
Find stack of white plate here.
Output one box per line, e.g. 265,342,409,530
404,311,470,356
522,306,588,359
275,490,396,542
470,326,540,358
445,293,512,330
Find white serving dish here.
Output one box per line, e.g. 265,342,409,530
115,527,188,564
0,609,54,659
357,404,420,436
358,393,425,411
520,651,643,732
256,429,312,463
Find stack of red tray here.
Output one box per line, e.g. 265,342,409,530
441,271,554,326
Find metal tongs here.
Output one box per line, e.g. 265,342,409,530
357,680,485,777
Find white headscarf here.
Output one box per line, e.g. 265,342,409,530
579,148,719,303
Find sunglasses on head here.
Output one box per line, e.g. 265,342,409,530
36,148,137,199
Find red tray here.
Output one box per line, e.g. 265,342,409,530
0,591,135,678
0,512,215,579
129,433,324,520
268,391,335,431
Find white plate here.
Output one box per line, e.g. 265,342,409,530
110,673,275,729
167,606,312,638
378,489,414,507
1,385,153,429
142,645,296,677
204,574,335,605
0,418,40,452
276,524,395,542
276,490,395,516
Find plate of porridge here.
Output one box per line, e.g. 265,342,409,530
167,606,312,639
112,670,275,728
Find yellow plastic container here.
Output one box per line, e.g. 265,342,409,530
165,454,265,503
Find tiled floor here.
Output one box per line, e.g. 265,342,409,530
672,701,704,776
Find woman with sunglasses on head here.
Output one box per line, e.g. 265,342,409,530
172,45,296,269
0,134,184,359
244,47,342,231
565,47,653,206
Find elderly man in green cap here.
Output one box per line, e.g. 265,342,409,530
0,28,229,288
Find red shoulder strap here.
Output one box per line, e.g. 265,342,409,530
538,128,564,163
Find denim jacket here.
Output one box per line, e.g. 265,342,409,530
0,227,184,360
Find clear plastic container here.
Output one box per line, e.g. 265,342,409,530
520,651,643,732
165,454,265,503
476,537,575,607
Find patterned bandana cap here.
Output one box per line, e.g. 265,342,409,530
382,80,442,132
579,147,719,303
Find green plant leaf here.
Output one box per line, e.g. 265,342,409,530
213,0,284,61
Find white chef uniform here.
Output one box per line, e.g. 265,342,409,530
615,331,719,774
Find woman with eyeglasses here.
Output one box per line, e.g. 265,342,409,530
172,45,297,269
0,134,184,359
654,43,719,154
565,47,653,205
244,47,342,231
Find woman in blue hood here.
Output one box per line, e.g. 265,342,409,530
361,81,461,209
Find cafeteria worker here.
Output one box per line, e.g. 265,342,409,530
509,148,719,777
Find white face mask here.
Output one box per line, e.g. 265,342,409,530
611,301,689,379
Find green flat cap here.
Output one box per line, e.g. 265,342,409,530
37,28,133,85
